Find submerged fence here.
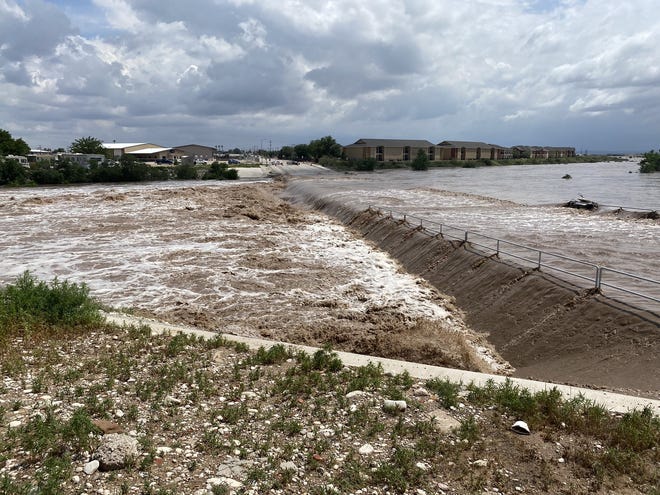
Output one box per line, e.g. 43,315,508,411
367,205,660,313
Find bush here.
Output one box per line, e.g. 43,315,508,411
0,272,103,342
175,163,199,180
203,162,239,180
639,150,660,173
411,149,429,171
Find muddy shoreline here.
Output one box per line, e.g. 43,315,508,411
284,182,660,398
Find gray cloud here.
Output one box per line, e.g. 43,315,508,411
1,0,659,152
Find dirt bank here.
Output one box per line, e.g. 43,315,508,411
286,186,660,398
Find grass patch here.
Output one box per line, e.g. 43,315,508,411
0,271,103,347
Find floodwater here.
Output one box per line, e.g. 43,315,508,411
285,161,659,314
0,180,508,371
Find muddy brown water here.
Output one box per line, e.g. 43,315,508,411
293,191,659,398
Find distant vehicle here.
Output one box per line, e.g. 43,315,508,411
156,158,173,164
228,159,240,164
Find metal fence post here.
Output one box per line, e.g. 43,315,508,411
464,231,468,242
595,266,602,289
537,251,542,270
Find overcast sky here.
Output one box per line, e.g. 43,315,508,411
1,0,659,152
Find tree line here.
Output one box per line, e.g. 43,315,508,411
0,131,237,186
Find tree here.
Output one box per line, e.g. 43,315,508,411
70,136,104,154
411,148,429,171
639,150,660,173
293,144,310,161
308,135,342,162
0,129,30,156
279,146,294,160
0,158,28,185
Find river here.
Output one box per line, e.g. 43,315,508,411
285,160,659,314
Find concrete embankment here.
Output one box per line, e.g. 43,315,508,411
284,182,660,398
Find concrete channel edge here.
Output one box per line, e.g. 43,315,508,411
104,312,660,415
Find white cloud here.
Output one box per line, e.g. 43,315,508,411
1,0,659,152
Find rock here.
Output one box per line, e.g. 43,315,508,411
413,387,431,397
72,475,80,483
92,419,124,435
358,444,374,456
280,461,298,471
427,409,461,433
208,476,242,489
83,460,100,475
156,446,173,455
94,434,139,471
472,459,488,468
320,428,335,437
383,399,407,412
346,390,367,399
8,420,21,428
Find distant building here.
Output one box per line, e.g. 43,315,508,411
59,153,105,168
27,149,57,163
435,141,512,160
512,146,575,159
102,142,184,162
343,138,435,162
175,144,217,162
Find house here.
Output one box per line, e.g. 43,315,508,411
102,143,184,162
343,138,436,162
174,144,217,162
435,141,511,160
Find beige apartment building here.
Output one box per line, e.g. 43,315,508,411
344,138,573,162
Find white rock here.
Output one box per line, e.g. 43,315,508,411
280,461,298,471
8,420,21,428
83,460,100,475
156,446,173,455
413,387,430,397
473,459,488,467
72,475,80,483
115,409,124,418
208,476,242,489
383,400,407,411
358,444,375,456
346,390,366,399
241,391,257,399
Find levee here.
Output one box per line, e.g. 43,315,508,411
284,182,660,398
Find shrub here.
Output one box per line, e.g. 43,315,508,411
411,149,429,171
203,162,239,180
0,271,103,343
639,150,660,173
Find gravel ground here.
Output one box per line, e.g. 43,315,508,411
1,322,658,495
